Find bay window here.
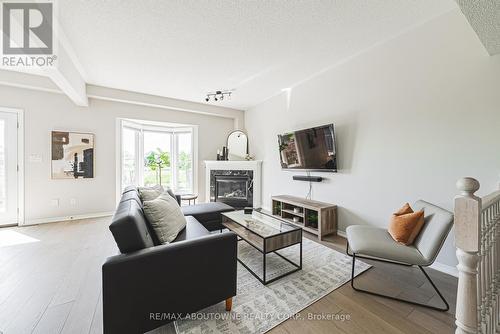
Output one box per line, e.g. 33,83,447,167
120,120,196,194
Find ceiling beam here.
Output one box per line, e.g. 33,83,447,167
0,71,245,129
45,39,88,106
0,69,60,93
87,85,245,128
0,9,88,106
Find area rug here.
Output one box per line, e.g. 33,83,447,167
174,238,370,334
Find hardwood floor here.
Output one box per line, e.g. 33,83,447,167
269,234,457,334
0,218,457,334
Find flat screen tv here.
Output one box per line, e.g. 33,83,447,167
278,124,337,172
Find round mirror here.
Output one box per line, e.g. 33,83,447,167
227,130,248,160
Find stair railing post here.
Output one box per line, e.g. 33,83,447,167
455,177,481,334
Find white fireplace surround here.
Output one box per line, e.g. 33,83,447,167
204,160,263,208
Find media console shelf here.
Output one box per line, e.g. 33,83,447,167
271,195,337,241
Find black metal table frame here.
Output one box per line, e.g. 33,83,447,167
235,228,303,285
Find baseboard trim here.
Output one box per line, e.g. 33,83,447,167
23,211,114,226
337,229,458,277
429,262,458,277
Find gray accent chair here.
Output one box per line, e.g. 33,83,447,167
346,200,454,311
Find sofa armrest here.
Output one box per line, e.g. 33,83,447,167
102,232,237,334
175,194,181,205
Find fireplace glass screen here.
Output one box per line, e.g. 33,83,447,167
216,177,248,200
210,170,253,209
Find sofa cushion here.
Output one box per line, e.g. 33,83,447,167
164,187,176,200
109,199,155,254
347,225,428,265
119,188,163,244
122,185,138,194
143,192,187,244
172,216,211,242
181,202,234,231
120,188,142,207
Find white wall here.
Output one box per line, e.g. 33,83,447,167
0,85,242,223
245,10,500,269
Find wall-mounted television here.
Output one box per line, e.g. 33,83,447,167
278,124,337,172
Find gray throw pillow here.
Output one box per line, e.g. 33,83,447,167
142,192,187,244
138,185,164,202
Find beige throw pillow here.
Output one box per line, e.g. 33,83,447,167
138,185,164,202
142,192,186,244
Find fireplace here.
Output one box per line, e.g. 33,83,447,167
210,170,253,209
205,161,262,208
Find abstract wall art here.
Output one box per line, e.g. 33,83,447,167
51,131,94,179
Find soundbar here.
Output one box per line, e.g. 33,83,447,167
293,175,323,182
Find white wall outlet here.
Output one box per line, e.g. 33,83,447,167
70,198,77,207
29,154,42,163
50,199,59,207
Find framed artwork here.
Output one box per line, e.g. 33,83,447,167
51,131,94,179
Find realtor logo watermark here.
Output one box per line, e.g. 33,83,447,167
1,1,57,67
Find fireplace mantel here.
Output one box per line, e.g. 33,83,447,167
204,160,263,208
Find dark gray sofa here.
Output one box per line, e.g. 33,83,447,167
102,187,237,334
121,185,233,232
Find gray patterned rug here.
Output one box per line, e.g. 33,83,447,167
174,238,370,334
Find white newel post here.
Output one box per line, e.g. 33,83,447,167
455,177,481,334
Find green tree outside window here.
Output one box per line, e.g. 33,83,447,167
144,148,170,185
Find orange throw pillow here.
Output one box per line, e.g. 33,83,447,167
394,202,413,216
388,203,425,245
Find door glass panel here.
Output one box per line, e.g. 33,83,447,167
143,131,172,188
176,132,192,193
0,111,18,226
121,127,137,190
0,120,5,213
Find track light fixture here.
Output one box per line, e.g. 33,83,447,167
205,90,232,102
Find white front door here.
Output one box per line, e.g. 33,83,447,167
0,111,18,226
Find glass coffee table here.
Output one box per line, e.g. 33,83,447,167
222,209,302,285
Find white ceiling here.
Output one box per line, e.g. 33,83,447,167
455,0,500,56
58,0,457,110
